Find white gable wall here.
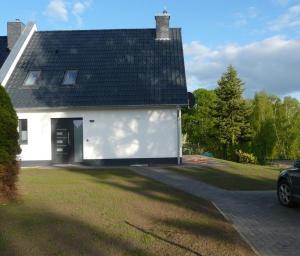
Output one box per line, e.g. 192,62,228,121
17,107,179,161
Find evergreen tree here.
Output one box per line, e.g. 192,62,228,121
181,68,300,163
214,65,252,160
0,85,20,200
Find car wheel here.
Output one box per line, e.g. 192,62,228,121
278,180,294,207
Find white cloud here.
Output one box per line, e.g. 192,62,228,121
233,7,259,27
73,1,88,15
44,0,92,26
270,4,300,31
184,37,300,98
286,91,300,100
72,0,91,26
44,0,68,22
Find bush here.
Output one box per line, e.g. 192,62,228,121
236,150,257,164
0,163,19,200
0,85,20,201
182,143,203,155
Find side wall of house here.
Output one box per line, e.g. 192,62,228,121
17,107,180,165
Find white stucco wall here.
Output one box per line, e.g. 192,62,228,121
17,107,179,161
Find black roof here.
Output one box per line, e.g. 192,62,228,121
5,28,187,108
0,36,9,68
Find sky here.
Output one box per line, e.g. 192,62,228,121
0,0,300,99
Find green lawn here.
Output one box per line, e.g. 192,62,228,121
0,168,254,256
168,158,282,191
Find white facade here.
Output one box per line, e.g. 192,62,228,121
17,107,181,162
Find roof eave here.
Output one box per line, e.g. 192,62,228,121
15,103,188,112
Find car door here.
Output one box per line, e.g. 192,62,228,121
290,168,300,196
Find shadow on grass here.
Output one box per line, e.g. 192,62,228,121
0,204,154,256
169,165,278,190
64,168,223,220
149,216,243,245
59,168,254,255
125,221,203,256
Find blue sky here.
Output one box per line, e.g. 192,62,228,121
1,0,300,99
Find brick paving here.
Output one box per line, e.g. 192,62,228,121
131,166,300,256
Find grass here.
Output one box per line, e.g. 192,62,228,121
168,158,282,191
0,167,255,256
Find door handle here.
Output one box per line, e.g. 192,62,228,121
67,132,70,145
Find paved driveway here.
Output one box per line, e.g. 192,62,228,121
131,166,300,256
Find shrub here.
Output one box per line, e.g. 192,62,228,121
236,150,257,164
0,85,20,201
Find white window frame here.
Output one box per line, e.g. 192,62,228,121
62,70,78,85
18,119,28,145
23,71,41,86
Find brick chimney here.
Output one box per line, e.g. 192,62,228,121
155,9,170,40
7,20,25,50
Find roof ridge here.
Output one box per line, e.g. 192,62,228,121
37,28,181,33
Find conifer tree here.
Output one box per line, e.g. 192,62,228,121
214,65,252,159
0,85,20,200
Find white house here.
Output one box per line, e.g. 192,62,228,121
0,11,188,166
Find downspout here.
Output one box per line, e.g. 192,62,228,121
177,106,182,165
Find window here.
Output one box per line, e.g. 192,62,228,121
18,119,28,144
62,70,78,85
24,71,41,86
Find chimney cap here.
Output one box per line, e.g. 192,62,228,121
156,7,170,17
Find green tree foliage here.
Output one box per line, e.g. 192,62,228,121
182,89,217,152
0,85,20,200
214,65,253,160
272,96,300,159
250,92,277,164
182,65,300,163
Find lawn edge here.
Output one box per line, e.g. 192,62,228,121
170,166,277,192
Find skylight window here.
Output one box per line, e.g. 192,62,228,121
62,70,78,85
24,71,41,86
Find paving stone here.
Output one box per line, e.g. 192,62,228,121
131,166,300,256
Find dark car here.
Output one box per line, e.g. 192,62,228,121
277,160,300,207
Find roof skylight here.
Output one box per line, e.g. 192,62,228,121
23,71,41,86
62,70,78,85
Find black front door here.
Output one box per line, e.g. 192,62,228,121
51,118,82,164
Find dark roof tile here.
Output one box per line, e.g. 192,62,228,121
6,28,187,108
0,36,9,69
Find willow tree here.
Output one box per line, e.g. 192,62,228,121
273,96,300,159
250,92,277,163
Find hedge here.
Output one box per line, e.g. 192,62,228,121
0,85,20,200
